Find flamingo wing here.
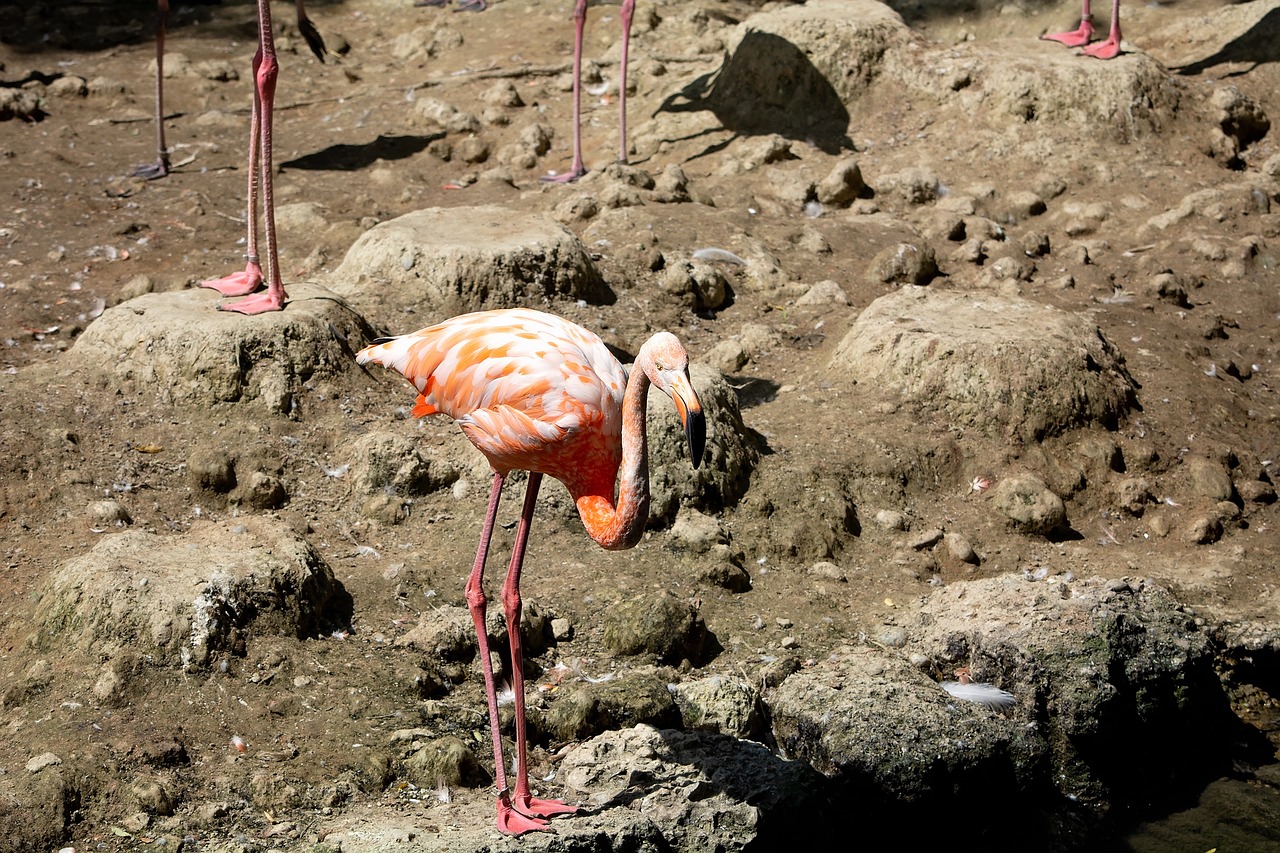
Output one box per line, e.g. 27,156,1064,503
357,309,627,467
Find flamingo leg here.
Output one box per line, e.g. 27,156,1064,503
542,0,590,183
1079,0,1122,58
132,0,172,180
1041,0,1096,47
502,473,578,822
466,473,552,835
617,0,634,165
203,0,288,313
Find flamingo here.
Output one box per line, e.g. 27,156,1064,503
543,0,637,182
356,308,706,834
132,0,325,181
1042,0,1123,59
198,0,326,314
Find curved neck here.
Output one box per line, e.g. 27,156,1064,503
573,354,653,551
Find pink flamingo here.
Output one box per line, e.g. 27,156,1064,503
132,0,325,181
1042,0,1123,59
199,0,325,314
543,0,638,182
356,308,706,834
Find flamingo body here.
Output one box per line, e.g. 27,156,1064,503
357,308,705,833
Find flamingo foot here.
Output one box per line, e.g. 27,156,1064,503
540,166,588,184
516,794,578,819
201,263,264,297
215,287,287,315
497,797,552,835
1041,20,1095,48
130,160,169,181
1080,36,1122,59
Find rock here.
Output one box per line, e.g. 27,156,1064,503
86,499,131,529
234,471,288,510
544,670,682,742
668,508,726,553
402,737,489,789
1237,480,1276,504
668,676,764,739
1183,456,1235,503
866,242,938,287
64,283,375,413
907,528,943,551
1115,478,1152,515
874,510,908,531
993,474,1067,536
816,158,866,206
829,288,1137,441
877,168,940,206
25,753,61,773
602,591,714,665
1183,516,1223,545
796,279,850,306
560,725,827,849
551,617,574,642
326,207,608,329
771,575,1226,828
349,431,460,498
808,561,847,582
944,532,978,564
647,363,759,522
131,779,175,816
188,447,236,493
32,518,348,669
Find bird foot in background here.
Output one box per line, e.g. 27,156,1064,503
540,167,588,184
497,798,552,835
1040,20,1095,47
215,287,287,315
516,794,578,819
201,264,264,297
129,160,170,181
1080,36,1122,59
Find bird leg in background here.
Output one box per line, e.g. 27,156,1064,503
413,0,488,10
501,473,579,823
465,473,553,835
131,0,172,180
202,0,289,314
1078,0,1122,59
1041,0,1096,47
542,0,590,183
617,0,634,165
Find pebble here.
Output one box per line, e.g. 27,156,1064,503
26,752,61,773
808,561,847,582
944,532,978,564
874,509,908,531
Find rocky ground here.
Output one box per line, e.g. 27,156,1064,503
2,0,1280,850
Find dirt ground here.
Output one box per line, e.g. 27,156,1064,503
2,0,1280,848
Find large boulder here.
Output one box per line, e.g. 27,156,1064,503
828,288,1137,441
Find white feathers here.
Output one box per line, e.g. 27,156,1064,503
941,680,1017,710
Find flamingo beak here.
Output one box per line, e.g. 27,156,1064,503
672,375,706,469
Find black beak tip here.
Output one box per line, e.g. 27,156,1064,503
686,409,707,469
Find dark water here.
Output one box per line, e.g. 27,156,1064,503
1120,769,1280,853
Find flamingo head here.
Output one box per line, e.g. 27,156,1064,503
641,332,706,470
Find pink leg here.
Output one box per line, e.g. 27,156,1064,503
214,0,288,314
131,0,171,180
503,474,578,822
1042,0,1095,47
617,0,634,165
466,473,552,835
1080,0,1122,58
542,0,589,183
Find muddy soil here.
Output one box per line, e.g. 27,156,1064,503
2,0,1280,849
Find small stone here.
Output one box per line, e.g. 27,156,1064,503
668,507,726,553
131,779,175,816
796,280,850,306
1183,515,1223,545
1237,480,1276,504
1115,478,1152,515
551,617,574,642
907,528,944,550
26,752,62,773
188,447,236,492
808,561,847,582
780,636,798,649
87,499,131,528
1184,456,1235,503
874,509,908,531
993,474,1067,536
866,242,938,287
944,532,978,564
236,471,288,510
816,157,865,206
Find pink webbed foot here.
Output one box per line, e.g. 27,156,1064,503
215,287,287,315
201,262,264,297
1080,36,1122,59
497,797,552,835
516,794,578,819
1041,20,1095,47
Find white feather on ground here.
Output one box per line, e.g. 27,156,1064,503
941,680,1017,709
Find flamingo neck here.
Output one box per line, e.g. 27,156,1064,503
573,353,653,551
